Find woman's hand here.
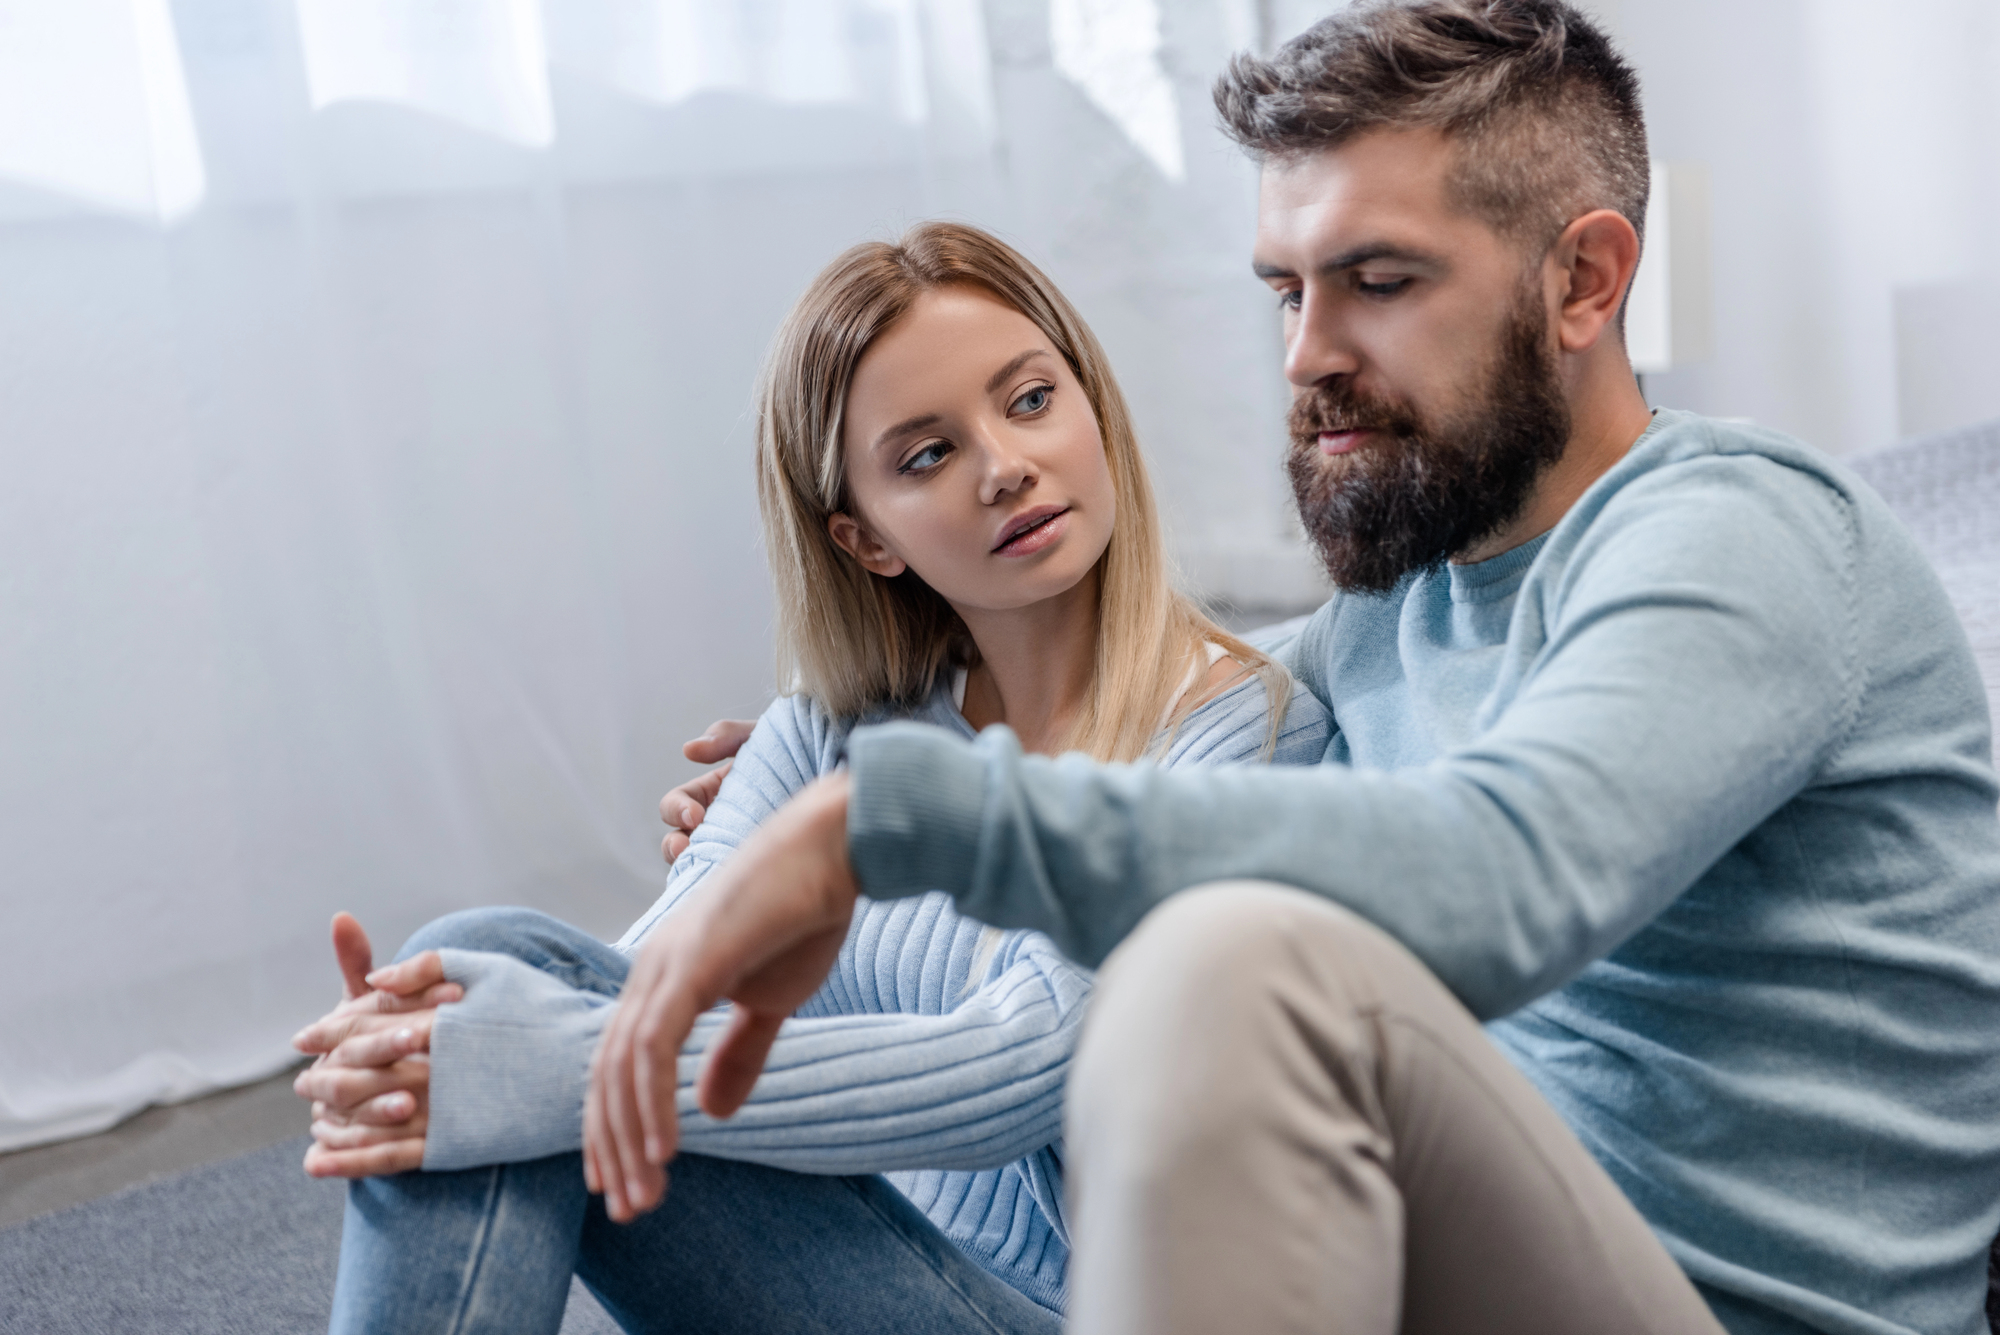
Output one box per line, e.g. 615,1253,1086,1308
292,915,462,1179
589,772,858,1223
660,719,757,862
293,998,441,1178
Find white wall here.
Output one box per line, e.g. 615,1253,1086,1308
0,0,1320,1150
1589,0,2000,453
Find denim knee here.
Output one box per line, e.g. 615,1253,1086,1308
396,906,630,994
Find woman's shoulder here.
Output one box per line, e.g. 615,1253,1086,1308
1160,662,1332,769
746,676,968,778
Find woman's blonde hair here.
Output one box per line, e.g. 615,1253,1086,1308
755,220,1289,762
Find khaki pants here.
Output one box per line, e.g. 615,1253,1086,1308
1065,882,1726,1335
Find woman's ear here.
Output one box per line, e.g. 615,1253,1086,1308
827,512,908,578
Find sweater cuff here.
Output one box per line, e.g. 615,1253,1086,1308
423,948,609,1171
846,720,993,902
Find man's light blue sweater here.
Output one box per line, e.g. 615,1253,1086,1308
421,667,1331,1312
842,411,2000,1335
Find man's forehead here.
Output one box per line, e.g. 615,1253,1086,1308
1253,128,1463,265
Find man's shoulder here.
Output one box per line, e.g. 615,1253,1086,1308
1545,409,1886,583
1591,409,1873,526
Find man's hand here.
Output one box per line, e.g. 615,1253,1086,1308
661,719,756,863
589,772,858,1223
293,915,462,1178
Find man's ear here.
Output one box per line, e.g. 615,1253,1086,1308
827,512,908,578
1551,208,1641,355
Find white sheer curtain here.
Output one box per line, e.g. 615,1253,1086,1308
0,0,1308,1150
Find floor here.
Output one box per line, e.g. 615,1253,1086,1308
0,1067,311,1230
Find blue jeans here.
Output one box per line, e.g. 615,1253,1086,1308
327,909,1062,1335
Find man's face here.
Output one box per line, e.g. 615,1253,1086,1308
1254,127,1571,592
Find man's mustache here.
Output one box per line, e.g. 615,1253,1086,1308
1286,384,1420,440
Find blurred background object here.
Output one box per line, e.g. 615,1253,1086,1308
1,0,1996,1152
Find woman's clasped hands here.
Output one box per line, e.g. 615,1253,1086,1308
292,912,463,1178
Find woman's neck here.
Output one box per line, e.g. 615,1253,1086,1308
955,571,1100,755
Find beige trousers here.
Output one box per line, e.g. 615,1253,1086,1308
1064,881,1727,1335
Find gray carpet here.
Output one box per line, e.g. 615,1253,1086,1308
0,1135,620,1334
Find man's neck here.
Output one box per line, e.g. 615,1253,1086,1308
1455,364,1654,565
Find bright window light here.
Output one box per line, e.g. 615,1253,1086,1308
545,0,930,124
1050,0,1184,182
294,0,555,148
0,0,206,222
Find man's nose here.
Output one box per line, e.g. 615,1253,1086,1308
1284,289,1361,389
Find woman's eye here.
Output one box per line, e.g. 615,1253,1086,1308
1357,277,1412,298
1010,384,1053,416
900,441,951,474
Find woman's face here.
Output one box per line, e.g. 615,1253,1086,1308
831,285,1117,616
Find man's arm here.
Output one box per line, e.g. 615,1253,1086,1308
846,460,1860,1019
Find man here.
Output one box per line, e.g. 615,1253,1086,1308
590,3,2000,1332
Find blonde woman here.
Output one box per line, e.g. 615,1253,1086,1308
297,222,1329,1334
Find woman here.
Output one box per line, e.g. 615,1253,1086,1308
296,222,1329,1334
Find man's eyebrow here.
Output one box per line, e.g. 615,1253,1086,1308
984,349,1050,395
1253,243,1442,280
872,412,941,453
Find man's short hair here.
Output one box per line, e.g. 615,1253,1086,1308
1214,0,1650,256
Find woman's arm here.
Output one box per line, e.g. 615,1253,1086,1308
421,906,1090,1174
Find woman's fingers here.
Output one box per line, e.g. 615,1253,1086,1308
294,1004,437,1056
367,980,462,1013
294,1059,425,1114
330,1018,431,1070
303,1137,425,1179
311,1110,427,1150
363,950,446,998
331,913,375,1002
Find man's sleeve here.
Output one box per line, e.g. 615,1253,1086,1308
846,458,1862,1019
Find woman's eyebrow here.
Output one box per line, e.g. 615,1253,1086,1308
984,349,1051,394
872,412,941,454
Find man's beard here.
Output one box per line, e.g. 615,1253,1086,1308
1284,296,1572,594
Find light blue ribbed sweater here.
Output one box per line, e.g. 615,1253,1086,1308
843,411,2000,1335
422,666,1331,1311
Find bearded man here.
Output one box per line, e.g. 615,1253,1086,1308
579,3,2000,1333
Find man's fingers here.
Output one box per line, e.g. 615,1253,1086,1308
698,1007,785,1120
303,1137,425,1180
662,830,691,864
364,951,447,998
681,719,755,766
332,912,375,1002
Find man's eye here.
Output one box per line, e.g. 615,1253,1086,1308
900,441,951,474
1010,385,1053,415
1357,277,1412,298
1278,289,1303,311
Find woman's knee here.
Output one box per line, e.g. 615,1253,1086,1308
396,906,580,962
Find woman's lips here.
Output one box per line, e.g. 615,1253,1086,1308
994,507,1069,556
1318,429,1372,456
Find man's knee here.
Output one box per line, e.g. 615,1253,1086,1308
1095,880,1384,1013
1076,882,1377,1113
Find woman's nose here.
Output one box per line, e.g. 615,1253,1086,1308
977,436,1036,506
